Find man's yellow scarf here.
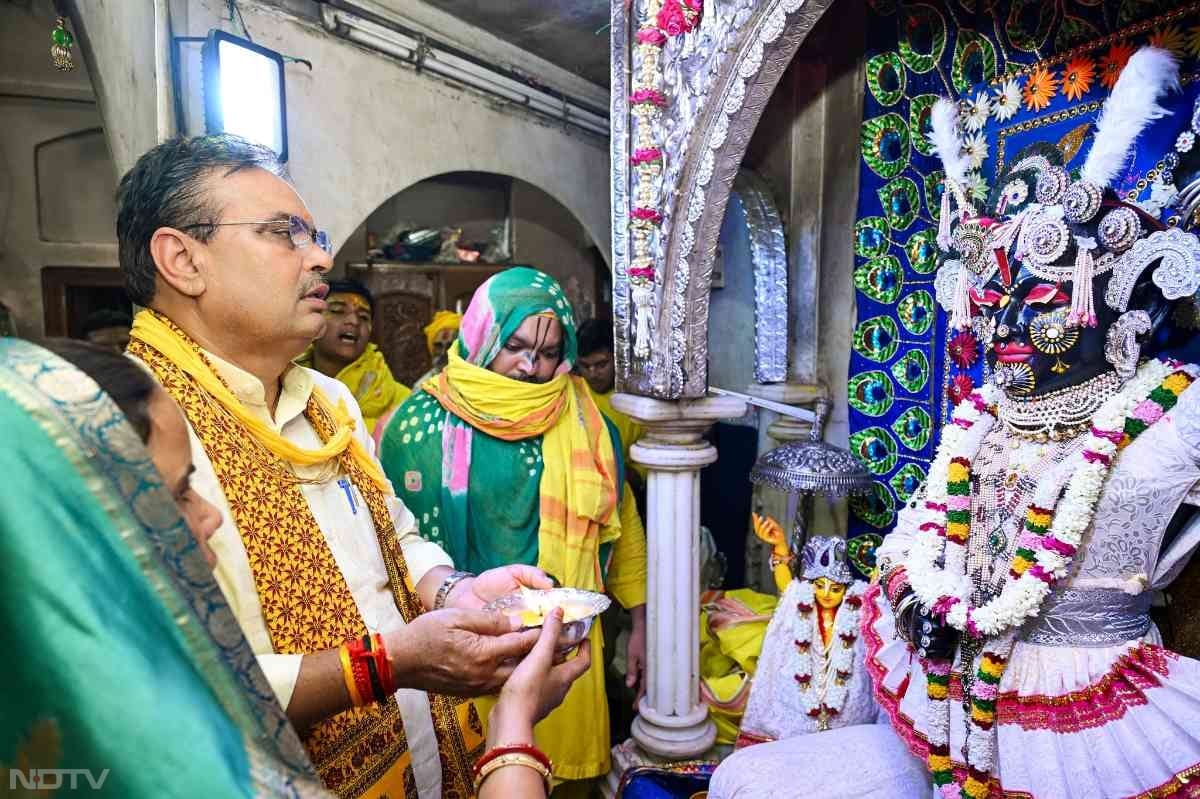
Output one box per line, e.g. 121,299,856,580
131,310,388,489
424,347,621,591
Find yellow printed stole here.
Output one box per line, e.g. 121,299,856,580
129,337,483,799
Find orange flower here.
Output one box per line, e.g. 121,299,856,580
1060,56,1095,101
1099,42,1135,90
1149,25,1187,56
1022,66,1058,112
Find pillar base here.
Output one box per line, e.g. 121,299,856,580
630,713,718,760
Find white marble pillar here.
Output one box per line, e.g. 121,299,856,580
611,392,747,759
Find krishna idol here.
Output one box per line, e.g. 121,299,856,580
866,47,1200,798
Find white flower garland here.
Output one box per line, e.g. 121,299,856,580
792,580,865,720
905,358,1175,639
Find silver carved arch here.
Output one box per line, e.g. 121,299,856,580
612,0,835,399
733,168,788,384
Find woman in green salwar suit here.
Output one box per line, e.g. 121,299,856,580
0,338,328,798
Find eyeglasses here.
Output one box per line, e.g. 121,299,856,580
181,214,333,255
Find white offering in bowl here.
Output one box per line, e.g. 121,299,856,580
484,587,611,652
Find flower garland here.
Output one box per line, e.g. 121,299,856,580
627,0,702,358
792,581,865,724
906,359,1194,798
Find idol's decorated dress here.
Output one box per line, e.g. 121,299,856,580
867,365,1200,797
738,578,875,744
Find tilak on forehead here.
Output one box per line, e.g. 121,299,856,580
455,267,579,371
330,292,372,314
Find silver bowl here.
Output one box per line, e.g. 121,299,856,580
484,588,611,653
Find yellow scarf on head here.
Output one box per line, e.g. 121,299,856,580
129,309,391,491
425,347,621,591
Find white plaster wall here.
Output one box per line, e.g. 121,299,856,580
170,0,612,270
0,3,118,339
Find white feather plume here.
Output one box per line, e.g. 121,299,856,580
1081,46,1179,188
930,98,970,186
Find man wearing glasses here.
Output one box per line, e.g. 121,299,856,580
119,135,548,799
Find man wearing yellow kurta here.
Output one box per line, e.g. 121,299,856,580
116,135,551,799
576,319,647,484
296,279,411,434
379,267,648,791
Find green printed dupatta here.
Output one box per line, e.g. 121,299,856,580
0,339,327,798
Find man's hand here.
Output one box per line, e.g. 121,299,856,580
386,608,540,696
448,565,554,610
625,605,646,705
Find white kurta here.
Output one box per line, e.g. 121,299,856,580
188,351,453,799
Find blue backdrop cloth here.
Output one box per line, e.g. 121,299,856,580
847,0,1200,550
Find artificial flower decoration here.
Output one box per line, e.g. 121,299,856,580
965,171,989,203
1099,41,1136,90
1061,56,1095,101
964,92,991,132
948,372,975,405
962,132,989,170
1149,24,1187,57
948,330,980,369
992,79,1021,122
1022,66,1058,112
1178,131,1196,154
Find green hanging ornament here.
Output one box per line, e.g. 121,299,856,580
51,17,75,72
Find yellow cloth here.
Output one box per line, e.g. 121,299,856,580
425,347,622,591
130,309,389,491
297,343,411,434
423,310,462,355
699,589,779,745
591,388,648,480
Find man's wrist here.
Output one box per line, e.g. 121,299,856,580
435,570,475,610
385,627,415,690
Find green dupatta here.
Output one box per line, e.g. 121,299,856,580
0,339,327,798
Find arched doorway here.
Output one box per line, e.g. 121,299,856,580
336,171,609,385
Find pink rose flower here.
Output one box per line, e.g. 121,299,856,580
629,88,667,106
631,147,663,165
636,27,667,46
656,0,688,37
628,266,655,280
631,207,663,224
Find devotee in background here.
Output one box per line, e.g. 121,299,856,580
379,267,648,795
116,134,553,799
295,278,410,434
79,307,132,352
575,318,646,489
423,308,461,378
